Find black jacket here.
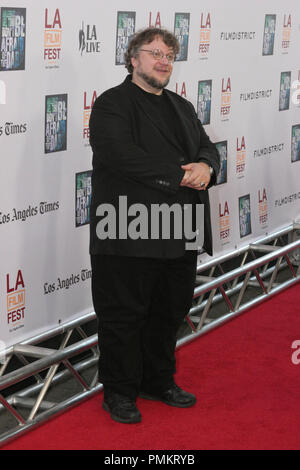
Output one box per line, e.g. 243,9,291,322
89,74,220,257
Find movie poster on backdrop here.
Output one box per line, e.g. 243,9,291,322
44,94,68,153
115,11,136,65
0,7,26,71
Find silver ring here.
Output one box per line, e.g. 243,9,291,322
200,181,205,187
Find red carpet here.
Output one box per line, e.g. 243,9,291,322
2,283,300,450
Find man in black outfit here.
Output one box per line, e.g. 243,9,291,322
89,27,220,423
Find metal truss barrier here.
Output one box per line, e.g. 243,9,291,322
0,223,299,447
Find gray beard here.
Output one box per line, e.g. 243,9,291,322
137,70,170,91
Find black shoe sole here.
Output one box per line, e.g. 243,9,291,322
102,401,142,424
139,392,196,408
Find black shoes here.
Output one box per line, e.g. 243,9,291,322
140,383,196,408
102,384,196,423
102,392,141,424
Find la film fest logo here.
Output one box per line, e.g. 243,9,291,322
282,14,291,52
258,188,268,228
175,81,187,98
6,270,26,332
219,200,230,243
95,196,204,251
199,12,211,58
220,77,231,120
236,136,246,177
83,90,97,141
148,11,161,28
44,8,62,67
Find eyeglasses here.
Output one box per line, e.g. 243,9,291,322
139,48,175,63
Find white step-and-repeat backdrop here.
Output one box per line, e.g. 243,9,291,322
0,0,299,350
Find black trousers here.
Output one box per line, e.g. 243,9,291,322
91,251,197,400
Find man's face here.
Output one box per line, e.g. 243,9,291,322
131,36,174,91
